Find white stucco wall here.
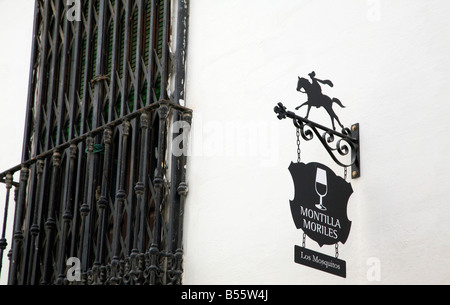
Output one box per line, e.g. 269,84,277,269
182,0,450,284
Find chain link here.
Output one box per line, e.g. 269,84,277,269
335,243,339,259
302,233,306,248
344,167,348,181
296,128,301,163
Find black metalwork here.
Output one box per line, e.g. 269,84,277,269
274,102,360,178
295,72,346,131
0,0,191,285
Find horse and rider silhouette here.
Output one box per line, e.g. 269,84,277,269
296,72,345,130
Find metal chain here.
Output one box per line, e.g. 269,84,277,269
339,170,345,257
298,128,305,248
296,128,301,163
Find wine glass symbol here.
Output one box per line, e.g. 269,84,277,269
315,168,328,211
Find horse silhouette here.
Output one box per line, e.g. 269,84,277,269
295,72,345,130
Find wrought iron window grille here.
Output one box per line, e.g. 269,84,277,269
0,0,191,285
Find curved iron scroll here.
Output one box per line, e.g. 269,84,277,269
274,102,360,178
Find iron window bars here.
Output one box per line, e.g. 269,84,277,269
0,0,191,285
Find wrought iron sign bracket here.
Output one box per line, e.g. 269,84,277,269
274,102,360,179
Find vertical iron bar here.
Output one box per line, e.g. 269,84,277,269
80,0,98,279
93,0,108,130
52,4,73,284
28,159,44,285
39,0,64,283
128,117,142,283
68,4,83,141
136,112,150,253
56,2,71,146
111,120,130,283
145,0,156,106
90,3,107,277
80,0,95,134
159,0,170,100
167,109,181,283
126,122,138,273
68,9,85,262
8,166,29,285
104,1,121,279
127,3,146,274
174,112,191,285
32,0,51,158
90,2,110,281
108,0,121,123
120,0,132,117
174,0,188,106
122,0,134,256
93,127,112,283
167,111,191,285
0,173,13,276
148,102,169,285
19,166,36,284
166,0,189,283
127,0,145,275
69,0,91,262
77,0,95,279
21,0,41,163
69,143,84,260
131,112,149,284
41,151,62,284
133,0,144,111
56,145,77,284
48,0,63,149
19,160,37,283
79,137,94,278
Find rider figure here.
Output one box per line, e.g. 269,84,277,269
308,71,334,96
295,72,345,130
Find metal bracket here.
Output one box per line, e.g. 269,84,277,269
274,102,361,179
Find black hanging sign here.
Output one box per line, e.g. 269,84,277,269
289,162,353,278
274,72,361,278
289,162,353,247
294,246,346,278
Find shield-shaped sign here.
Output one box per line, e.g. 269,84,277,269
289,162,353,247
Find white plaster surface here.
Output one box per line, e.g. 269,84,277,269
183,0,450,284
